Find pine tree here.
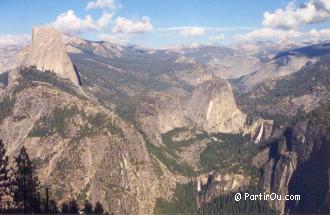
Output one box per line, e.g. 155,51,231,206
0,139,11,211
61,202,69,214
68,199,79,214
94,201,104,214
83,200,93,214
12,147,41,213
49,199,58,213
44,187,49,213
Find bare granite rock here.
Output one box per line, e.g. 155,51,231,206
20,27,80,86
187,78,246,133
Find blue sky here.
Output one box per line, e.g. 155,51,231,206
1,0,330,48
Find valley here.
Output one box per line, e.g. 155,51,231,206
0,26,329,215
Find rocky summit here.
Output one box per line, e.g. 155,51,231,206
19,27,80,86
187,78,246,133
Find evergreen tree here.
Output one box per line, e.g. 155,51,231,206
83,200,93,214
61,202,69,214
49,199,58,214
12,147,41,213
0,140,11,211
44,187,49,213
94,201,104,214
68,199,79,214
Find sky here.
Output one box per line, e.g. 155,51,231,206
1,0,330,48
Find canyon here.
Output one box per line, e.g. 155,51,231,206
0,27,329,214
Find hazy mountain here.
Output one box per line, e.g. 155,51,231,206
0,45,21,72
237,41,330,92
0,27,330,214
235,53,330,119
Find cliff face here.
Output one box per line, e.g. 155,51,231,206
187,79,246,133
136,91,186,146
136,78,247,148
20,27,80,86
259,108,330,214
196,172,250,204
245,119,273,143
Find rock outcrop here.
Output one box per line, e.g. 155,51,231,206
259,110,330,214
136,91,186,146
187,78,246,133
240,56,311,92
245,119,273,143
196,172,250,205
20,27,80,86
136,78,247,147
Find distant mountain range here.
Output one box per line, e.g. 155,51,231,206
0,27,329,214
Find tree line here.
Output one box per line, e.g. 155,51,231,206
0,139,111,214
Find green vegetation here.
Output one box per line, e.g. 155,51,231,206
145,141,195,177
161,129,259,177
29,106,78,138
12,147,41,213
115,94,144,122
29,104,123,140
161,128,209,152
133,125,195,177
154,181,278,215
19,66,81,98
0,96,15,123
145,127,261,178
0,142,77,214
306,103,330,132
12,80,34,95
154,182,198,215
200,133,259,177
74,112,124,142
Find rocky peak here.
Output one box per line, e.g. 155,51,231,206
187,78,246,133
20,27,80,86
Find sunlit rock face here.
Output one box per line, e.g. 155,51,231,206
20,27,80,86
187,78,246,133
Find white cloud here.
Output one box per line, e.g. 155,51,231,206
86,0,119,10
309,28,330,39
158,26,255,32
97,12,114,28
236,28,304,41
315,0,330,11
262,0,330,30
112,16,153,34
0,34,30,47
209,34,225,40
51,10,113,34
51,10,98,34
179,27,205,36
238,0,330,43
